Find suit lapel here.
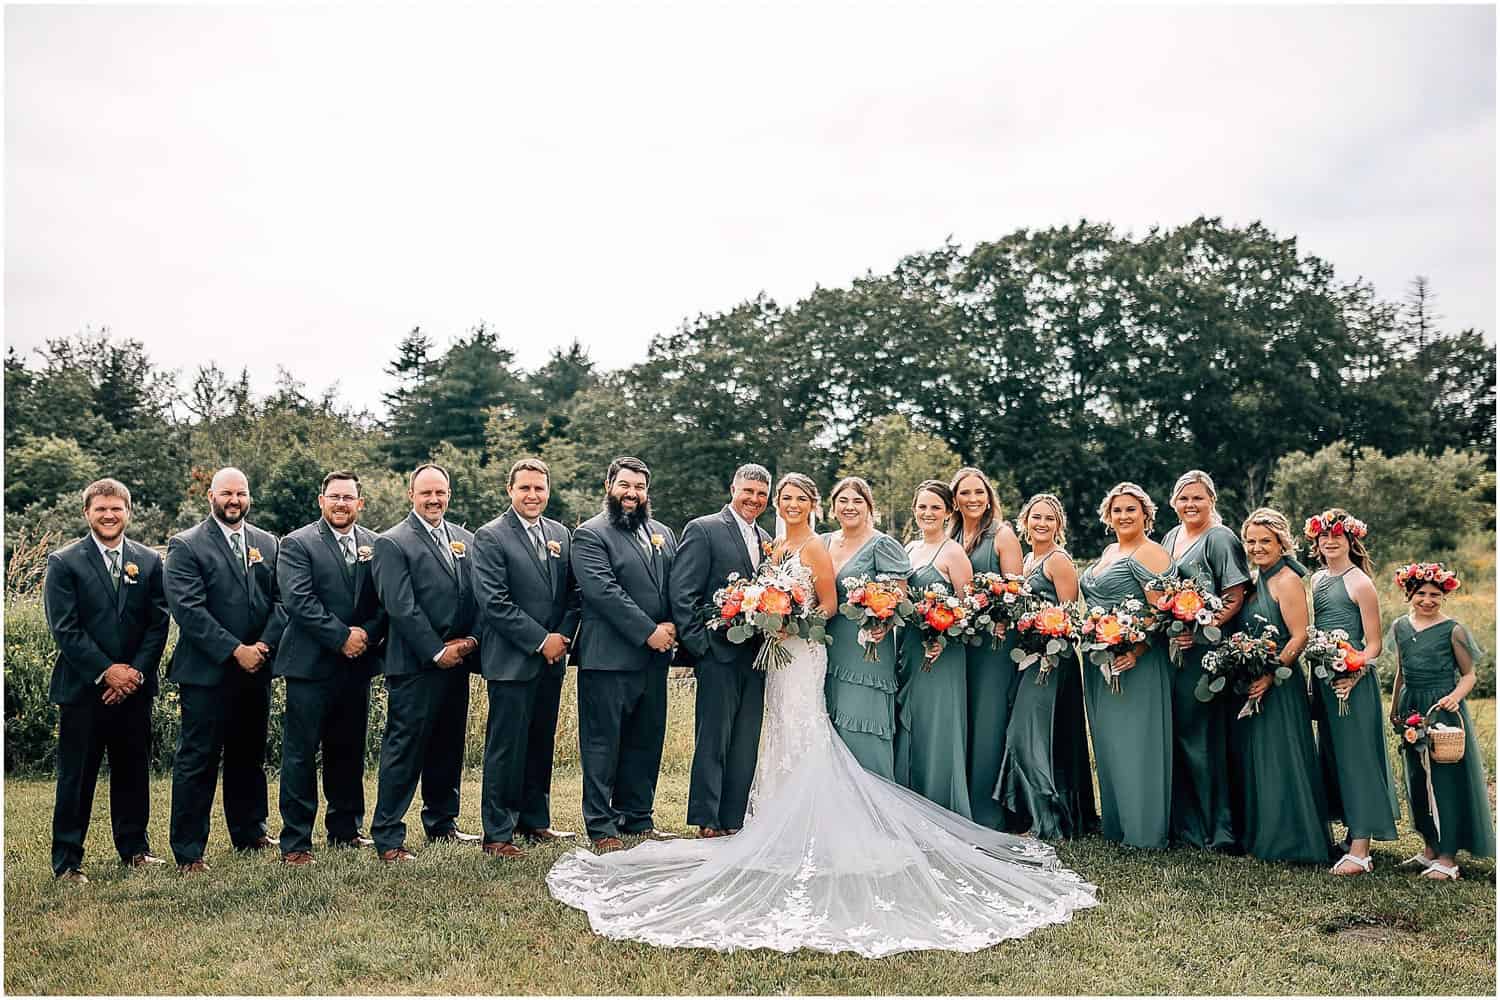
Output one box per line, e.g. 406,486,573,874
412,512,457,582
319,520,357,596
626,522,659,585
719,508,755,579
506,509,551,585
544,521,566,602
351,525,371,597
114,540,135,616
80,537,120,611
209,521,251,595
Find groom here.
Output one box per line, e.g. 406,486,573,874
671,463,773,838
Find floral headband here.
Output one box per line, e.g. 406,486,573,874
1394,562,1460,594
1304,510,1368,541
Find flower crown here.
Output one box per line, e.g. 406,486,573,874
1304,510,1368,541
1394,562,1460,594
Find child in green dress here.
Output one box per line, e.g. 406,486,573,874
1388,562,1495,881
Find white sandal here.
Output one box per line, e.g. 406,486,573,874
1422,861,1461,880
1330,852,1373,875
1398,853,1435,869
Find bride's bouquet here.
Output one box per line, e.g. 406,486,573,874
966,572,1040,649
708,565,831,671
910,583,980,671
1195,616,1290,719
1010,603,1080,685
838,574,914,661
1075,599,1157,694
1301,626,1368,716
1147,574,1225,666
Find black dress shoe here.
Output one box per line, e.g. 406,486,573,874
427,829,482,844
330,834,375,848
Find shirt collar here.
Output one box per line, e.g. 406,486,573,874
515,510,541,530
214,516,246,547
414,512,447,537
727,506,756,536
326,519,356,540
92,534,125,559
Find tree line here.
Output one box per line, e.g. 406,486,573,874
5,217,1494,561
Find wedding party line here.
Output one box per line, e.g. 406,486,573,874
41,455,1493,952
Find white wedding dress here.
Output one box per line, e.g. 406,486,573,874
546,558,1098,957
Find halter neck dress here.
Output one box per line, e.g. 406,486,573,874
958,524,1021,830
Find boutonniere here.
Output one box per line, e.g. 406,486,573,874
357,545,374,563
450,540,467,559
761,540,774,559
650,533,665,551
247,547,264,566
123,562,140,583
546,540,562,558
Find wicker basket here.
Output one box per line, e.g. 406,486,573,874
1427,704,1467,764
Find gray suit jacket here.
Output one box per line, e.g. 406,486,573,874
372,510,478,677
571,511,676,672
164,517,283,687
472,508,582,683
273,519,388,681
670,506,771,667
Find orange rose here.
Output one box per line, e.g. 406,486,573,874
760,587,792,616
1403,728,1419,744
1095,616,1125,645
720,601,742,620
864,589,900,618
1005,580,1022,594
1171,589,1205,618
926,605,957,632
1037,606,1071,635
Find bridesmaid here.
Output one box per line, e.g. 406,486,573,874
821,476,911,780
949,466,1025,830
1160,471,1250,852
897,480,973,817
994,493,1098,839
1387,563,1494,879
1306,508,1399,875
1079,482,1175,849
1236,508,1334,864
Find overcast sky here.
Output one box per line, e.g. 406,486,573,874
6,2,1494,416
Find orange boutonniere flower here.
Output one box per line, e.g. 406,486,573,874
123,562,140,583
546,540,562,557
247,547,263,566
650,533,665,551
357,545,374,563
449,540,466,558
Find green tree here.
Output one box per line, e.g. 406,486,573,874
4,436,99,512
837,414,962,540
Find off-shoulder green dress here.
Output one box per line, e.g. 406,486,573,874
1310,569,1399,842
1389,616,1495,859
959,525,1020,829
1161,523,1250,851
822,532,910,781
1235,557,1334,864
1079,554,1173,849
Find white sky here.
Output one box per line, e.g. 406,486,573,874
5,2,1495,416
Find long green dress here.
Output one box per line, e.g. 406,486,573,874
1389,616,1495,859
1235,558,1335,864
822,531,911,781
895,543,972,817
993,550,1099,839
1310,569,1399,842
959,524,1020,829
1079,554,1173,849
1160,523,1250,852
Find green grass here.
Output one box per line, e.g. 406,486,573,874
4,676,1495,995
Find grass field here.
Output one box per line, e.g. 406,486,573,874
3,671,1494,996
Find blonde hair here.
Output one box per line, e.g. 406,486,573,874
1097,482,1157,533
775,472,823,526
1170,470,1222,525
1240,507,1298,560
1016,493,1068,548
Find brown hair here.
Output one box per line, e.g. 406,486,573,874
947,467,1002,556
82,478,132,512
829,476,877,529
320,470,361,495
409,462,450,488
774,472,823,525
1240,507,1298,561
1309,506,1373,576
508,458,551,487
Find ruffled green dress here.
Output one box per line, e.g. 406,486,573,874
1235,558,1334,864
895,544,972,817
1161,523,1250,851
993,550,1098,839
822,532,910,781
1390,616,1495,859
1079,555,1173,849
1310,569,1399,842
959,525,1020,829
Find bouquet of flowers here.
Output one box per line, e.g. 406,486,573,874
1010,603,1079,685
1075,599,1157,694
966,572,1040,649
1147,575,1225,667
1195,616,1290,719
910,582,980,670
707,565,831,671
838,574,914,661
1301,627,1368,716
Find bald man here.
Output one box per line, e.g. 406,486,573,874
163,467,285,872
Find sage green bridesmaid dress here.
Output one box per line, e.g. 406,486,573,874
822,532,910,781
959,524,1020,829
993,550,1099,839
1310,569,1399,842
895,543,972,817
1389,616,1495,859
1160,523,1250,851
1079,555,1173,849
1235,557,1335,864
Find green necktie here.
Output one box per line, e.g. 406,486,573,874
230,532,246,572
106,549,121,592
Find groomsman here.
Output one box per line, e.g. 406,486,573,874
45,479,171,881
370,463,480,862
273,470,388,865
571,457,678,852
164,467,284,872
471,458,582,857
671,464,773,838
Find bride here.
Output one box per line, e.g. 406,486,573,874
546,473,1098,957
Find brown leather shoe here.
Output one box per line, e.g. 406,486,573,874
329,834,375,849
177,860,210,875
591,837,624,854
481,841,525,858
239,835,279,851
379,848,417,863
57,869,88,883
124,853,166,867
699,827,722,839
281,851,316,866
518,827,576,843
